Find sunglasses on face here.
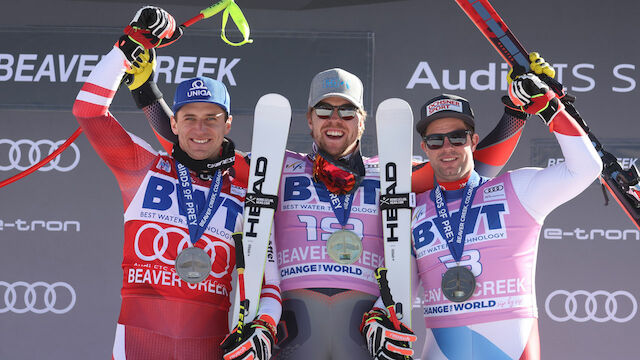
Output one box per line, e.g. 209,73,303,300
423,129,472,150
313,103,359,121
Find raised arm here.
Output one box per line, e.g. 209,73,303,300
507,74,602,222
72,6,179,206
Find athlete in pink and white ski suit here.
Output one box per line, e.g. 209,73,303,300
411,74,602,359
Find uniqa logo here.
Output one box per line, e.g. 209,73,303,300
545,289,637,323
0,281,76,314
187,79,211,98
0,139,80,172
134,224,231,278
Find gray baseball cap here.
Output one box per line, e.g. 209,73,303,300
308,68,364,110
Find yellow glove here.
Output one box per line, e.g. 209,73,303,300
507,52,555,84
125,48,156,91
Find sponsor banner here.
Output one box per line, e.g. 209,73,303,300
277,246,384,268
405,61,640,93
531,138,639,169
0,281,76,314
543,227,640,241
545,289,637,323
423,295,533,317
0,27,373,113
422,277,529,304
126,267,229,296
0,218,80,232
279,262,370,280
0,138,80,172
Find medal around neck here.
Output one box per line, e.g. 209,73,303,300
441,266,476,302
175,247,212,283
326,229,363,265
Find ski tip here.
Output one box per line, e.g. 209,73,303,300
375,97,414,131
255,93,292,123
257,93,291,109
377,98,411,112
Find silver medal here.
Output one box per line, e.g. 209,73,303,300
175,247,212,284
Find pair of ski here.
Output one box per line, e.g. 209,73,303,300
232,94,415,341
456,0,640,230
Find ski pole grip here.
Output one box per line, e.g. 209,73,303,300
375,267,402,330
232,233,245,270
375,268,393,307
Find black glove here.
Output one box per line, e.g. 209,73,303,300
360,308,416,360
117,6,181,63
220,319,275,360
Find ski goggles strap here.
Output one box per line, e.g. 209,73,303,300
312,151,363,195
221,0,253,46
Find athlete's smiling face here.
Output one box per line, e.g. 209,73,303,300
307,96,364,159
421,117,479,183
171,102,232,161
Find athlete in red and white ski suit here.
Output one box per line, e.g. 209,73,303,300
72,46,281,359
411,75,602,359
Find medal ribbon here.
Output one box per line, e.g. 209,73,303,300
175,161,224,245
318,182,355,228
432,171,481,262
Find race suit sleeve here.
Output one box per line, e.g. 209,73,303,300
474,107,528,177
509,107,603,223
412,108,527,193
141,98,176,154
72,46,158,207
256,231,282,326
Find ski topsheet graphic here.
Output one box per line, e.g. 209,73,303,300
455,0,640,230
233,94,291,325
376,98,414,327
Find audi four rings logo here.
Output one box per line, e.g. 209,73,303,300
483,185,504,194
0,281,76,314
134,224,231,278
545,290,638,323
0,138,80,172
